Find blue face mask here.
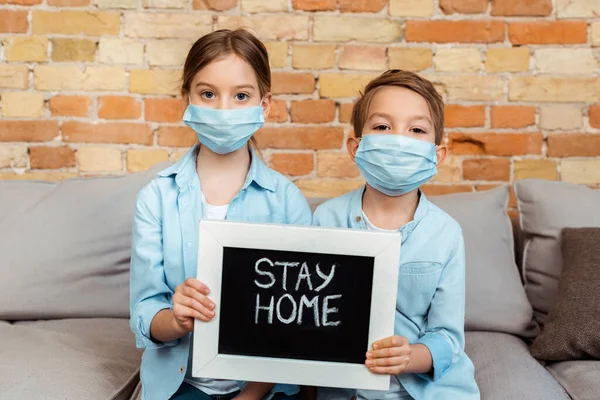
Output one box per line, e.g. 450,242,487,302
183,101,265,155
354,134,438,197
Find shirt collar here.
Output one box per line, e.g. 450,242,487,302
157,145,276,192
349,186,430,243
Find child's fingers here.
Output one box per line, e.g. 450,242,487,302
181,285,216,310
175,303,213,322
178,295,215,319
367,365,405,375
366,346,411,359
365,356,410,368
372,336,408,350
184,278,211,295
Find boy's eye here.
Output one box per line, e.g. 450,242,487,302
411,127,426,134
374,124,390,131
201,91,215,99
235,93,249,101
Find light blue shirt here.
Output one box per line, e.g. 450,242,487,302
129,146,311,400
313,187,480,400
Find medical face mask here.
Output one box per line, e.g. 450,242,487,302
183,100,265,154
354,134,438,196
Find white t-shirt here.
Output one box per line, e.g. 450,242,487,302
184,197,238,395
358,210,410,400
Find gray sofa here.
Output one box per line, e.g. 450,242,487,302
1,168,598,400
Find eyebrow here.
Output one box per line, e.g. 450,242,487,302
368,112,432,125
194,81,256,90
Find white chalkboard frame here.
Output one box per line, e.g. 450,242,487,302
192,220,401,391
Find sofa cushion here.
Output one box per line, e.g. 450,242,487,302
0,164,168,320
547,361,600,400
465,332,569,400
515,179,600,326
309,187,536,337
0,318,141,400
531,228,600,361
429,187,535,337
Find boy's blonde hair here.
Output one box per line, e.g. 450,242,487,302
351,70,445,145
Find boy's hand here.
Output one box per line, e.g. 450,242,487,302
365,336,412,375
172,278,216,332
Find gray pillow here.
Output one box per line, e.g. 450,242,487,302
0,163,169,320
515,179,600,326
309,186,536,337
429,186,535,337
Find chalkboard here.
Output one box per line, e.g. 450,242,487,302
192,221,400,391
219,247,374,364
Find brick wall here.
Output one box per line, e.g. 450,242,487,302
1,0,599,203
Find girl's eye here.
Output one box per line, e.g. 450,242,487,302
411,127,426,134
374,124,390,131
201,91,215,99
235,93,249,101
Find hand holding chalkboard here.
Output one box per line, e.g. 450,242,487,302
172,278,216,332
365,335,412,375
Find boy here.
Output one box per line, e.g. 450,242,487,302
313,70,480,399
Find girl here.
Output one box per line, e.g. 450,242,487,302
130,29,311,400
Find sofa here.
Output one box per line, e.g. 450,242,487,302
1,165,598,400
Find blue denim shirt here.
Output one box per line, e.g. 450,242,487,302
313,187,480,400
130,146,311,400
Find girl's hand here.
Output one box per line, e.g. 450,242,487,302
365,336,412,375
172,278,216,332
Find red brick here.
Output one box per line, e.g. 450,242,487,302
339,45,386,71
98,96,141,120
476,184,517,208
440,0,487,14
0,121,59,142
491,106,535,129
339,103,354,123
30,146,75,169
292,0,336,11
421,184,473,196
590,106,600,129
255,127,344,150
339,0,385,12
6,0,42,4
0,11,29,33
48,0,89,5
317,152,359,178
272,73,315,94
547,134,600,157
492,0,552,16
157,126,197,147
291,99,335,123
406,20,504,43
463,158,510,181
269,153,314,176
444,105,485,128
449,133,543,155
267,99,288,123
50,96,91,117
509,22,587,45
144,98,184,123
62,122,153,145
193,0,236,10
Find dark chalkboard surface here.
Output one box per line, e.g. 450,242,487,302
219,247,375,364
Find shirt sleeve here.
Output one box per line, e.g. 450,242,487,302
285,183,312,226
413,228,467,381
129,181,179,349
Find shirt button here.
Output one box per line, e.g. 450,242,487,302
179,366,185,373
355,216,362,223
187,242,192,247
